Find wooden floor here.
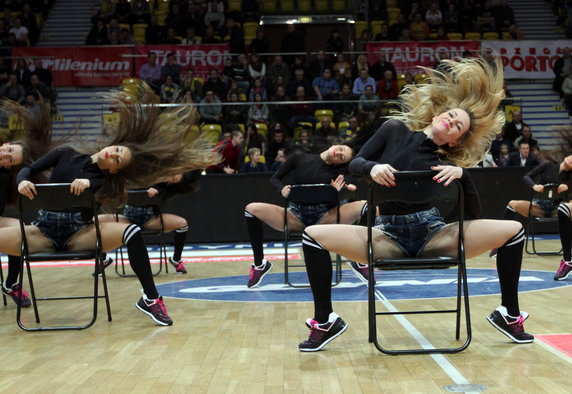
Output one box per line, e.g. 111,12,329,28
1,240,571,393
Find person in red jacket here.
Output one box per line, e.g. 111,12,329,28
207,130,244,174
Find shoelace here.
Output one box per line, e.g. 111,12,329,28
248,266,255,280
154,298,168,315
557,260,566,274
516,315,525,327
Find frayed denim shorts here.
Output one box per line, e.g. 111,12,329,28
375,207,446,257
532,198,557,217
288,202,331,227
123,205,154,227
33,209,93,251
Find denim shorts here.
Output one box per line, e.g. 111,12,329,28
532,199,557,217
374,207,446,257
288,202,331,227
123,205,154,227
33,209,93,251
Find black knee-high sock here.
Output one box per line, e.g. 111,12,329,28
302,231,333,323
503,205,516,220
496,226,525,316
245,211,264,266
172,225,188,262
558,203,572,261
358,202,369,226
123,224,159,299
6,255,21,287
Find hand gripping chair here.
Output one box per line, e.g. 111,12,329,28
525,183,568,256
17,184,112,331
115,189,168,277
366,171,471,354
284,184,343,288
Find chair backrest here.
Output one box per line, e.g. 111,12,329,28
288,184,339,206
532,183,568,201
126,189,162,208
19,183,95,213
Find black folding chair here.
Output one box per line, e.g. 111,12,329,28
284,184,343,288
17,183,112,331
0,258,6,306
366,171,471,355
115,189,168,277
525,183,567,256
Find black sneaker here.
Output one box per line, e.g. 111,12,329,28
348,261,375,284
1,282,32,308
554,259,572,280
486,306,534,344
135,296,173,326
299,312,348,352
247,259,272,288
169,257,187,274
93,256,114,277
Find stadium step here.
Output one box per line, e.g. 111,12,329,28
38,0,96,46
509,0,566,39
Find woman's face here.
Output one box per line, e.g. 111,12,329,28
326,145,353,165
97,145,132,174
430,108,471,148
0,143,23,168
563,155,572,171
250,151,261,163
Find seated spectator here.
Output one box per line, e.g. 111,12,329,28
269,85,290,125
241,0,261,22
225,16,245,55
313,117,339,148
227,80,246,99
207,130,244,174
491,131,513,165
389,13,408,40
443,3,460,33
335,83,357,122
119,28,136,45
266,128,289,165
514,125,539,151
182,26,201,44
289,86,317,128
377,70,398,100
562,66,572,115
248,77,267,101
374,23,390,41
164,27,182,44
312,68,339,101
160,75,179,103
203,69,227,100
370,51,396,82
26,74,53,103
179,69,203,102
509,24,524,39
161,52,182,84
355,28,371,52
14,58,31,87
358,85,379,125
353,68,376,96
351,54,369,81
31,59,53,88
267,55,290,90
291,128,313,154
507,140,540,167
326,28,344,57
476,1,496,33
145,15,164,44
108,18,122,37
248,53,266,81
339,115,360,141
269,147,287,172
289,68,311,98
85,19,109,45
409,12,429,41
244,123,267,154
425,2,443,30
114,0,132,24
308,50,332,81
0,72,25,104
131,0,150,24
249,28,269,57
0,20,9,44
221,57,235,88
503,110,528,145
554,47,572,97
281,24,305,64
247,92,269,124
332,53,352,87
496,143,511,167
165,3,187,36
21,4,38,43
23,93,40,115
204,0,225,29
232,53,251,93
290,56,308,78
108,31,121,45
240,147,268,173
224,91,247,124
269,75,287,97
202,25,221,44
9,17,28,45
199,90,223,124
139,52,162,90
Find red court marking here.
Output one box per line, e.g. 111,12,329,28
0,254,301,269
536,334,572,358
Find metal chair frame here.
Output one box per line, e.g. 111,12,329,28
284,184,343,288
115,189,168,277
17,183,112,331
366,171,471,355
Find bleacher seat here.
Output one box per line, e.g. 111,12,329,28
502,31,511,40
397,73,408,91
338,121,349,132
355,21,369,38
387,7,401,24
414,73,430,84
262,0,278,12
202,124,222,144
371,20,385,38
315,0,328,12
464,32,481,40
447,32,463,40
281,0,295,12
298,0,311,12
332,0,346,11
228,0,241,11
243,22,259,39
254,123,268,138
483,32,499,40
315,109,334,122
119,23,130,32
133,23,148,44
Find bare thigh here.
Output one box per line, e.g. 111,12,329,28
304,224,404,263
245,202,305,232
144,214,187,232
509,200,543,217
66,222,133,252
0,224,54,256
318,200,367,225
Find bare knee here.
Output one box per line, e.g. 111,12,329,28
245,202,263,216
506,220,523,238
174,216,187,229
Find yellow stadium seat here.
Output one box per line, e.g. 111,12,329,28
447,32,463,40
355,20,369,39
228,0,241,11
281,0,295,12
316,121,336,130
396,73,408,91
157,0,170,12
386,0,397,7
243,22,259,39
119,23,130,32
387,7,401,24
201,124,222,143
338,121,349,132
502,31,511,40
239,93,247,102
483,32,499,40
464,32,481,40
237,123,245,132
8,114,24,131
103,112,120,130
293,122,314,140
504,105,521,122
254,122,268,138
298,0,311,12
156,11,168,26
133,23,148,37
414,73,430,84
314,109,334,122
315,0,328,12
332,0,346,11
371,20,385,38
262,0,278,12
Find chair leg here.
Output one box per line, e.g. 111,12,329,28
0,257,7,306
99,257,113,322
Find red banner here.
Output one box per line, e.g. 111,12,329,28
134,44,230,80
12,46,133,87
366,41,480,74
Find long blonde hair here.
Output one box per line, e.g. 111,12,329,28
392,57,505,167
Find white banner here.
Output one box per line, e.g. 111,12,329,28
481,40,572,79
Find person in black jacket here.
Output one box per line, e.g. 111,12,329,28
243,144,368,288
0,84,219,326
297,57,534,352
507,140,539,167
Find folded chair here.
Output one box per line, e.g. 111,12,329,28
525,183,568,256
284,184,343,287
115,189,168,277
366,171,471,354
17,183,112,331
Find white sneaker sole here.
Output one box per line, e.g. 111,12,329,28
486,315,533,344
299,322,349,352
135,302,172,326
247,263,273,288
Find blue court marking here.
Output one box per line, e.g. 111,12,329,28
157,268,571,303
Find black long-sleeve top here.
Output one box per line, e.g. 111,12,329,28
270,151,351,194
17,147,105,217
144,169,202,215
0,169,12,216
523,160,572,189
349,119,480,217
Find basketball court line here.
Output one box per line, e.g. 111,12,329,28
535,334,572,363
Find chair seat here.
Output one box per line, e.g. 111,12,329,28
27,251,96,261
375,256,458,270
